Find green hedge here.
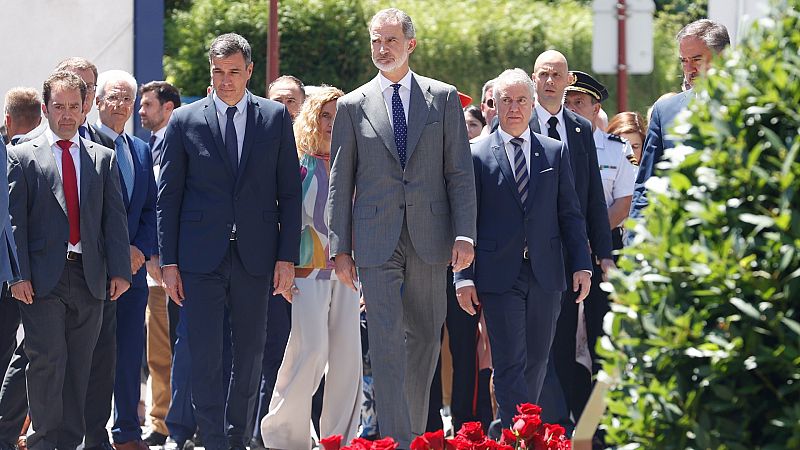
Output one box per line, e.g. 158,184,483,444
601,2,800,448
164,0,683,115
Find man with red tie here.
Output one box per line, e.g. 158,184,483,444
7,70,131,450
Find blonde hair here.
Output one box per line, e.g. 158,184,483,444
293,85,344,158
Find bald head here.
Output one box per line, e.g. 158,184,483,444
532,50,573,114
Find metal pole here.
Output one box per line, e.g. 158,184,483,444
267,0,280,85
616,0,628,112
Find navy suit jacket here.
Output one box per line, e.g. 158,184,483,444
454,130,591,294
117,134,157,287
157,92,302,276
0,140,20,284
630,90,693,218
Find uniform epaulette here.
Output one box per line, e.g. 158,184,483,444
607,133,624,143
626,152,639,166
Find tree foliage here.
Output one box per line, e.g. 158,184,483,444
601,2,800,448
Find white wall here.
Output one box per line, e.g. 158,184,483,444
709,0,772,44
1,0,134,127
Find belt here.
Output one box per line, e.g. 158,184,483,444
66,251,82,261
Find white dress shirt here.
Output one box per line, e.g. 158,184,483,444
46,128,82,253
213,91,248,161
95,120,136,175
535,103,568,148
377,70,413,128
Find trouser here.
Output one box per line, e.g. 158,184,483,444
20,260,103,450
481,260,561,426
357,223,447,449
146,285,172,436
0,340,27,445
261,278,362,449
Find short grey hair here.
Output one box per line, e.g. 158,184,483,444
209,33,253,66
96,70,138,100
493,68,535,102
676,19,730,53
481,78,495,102
369,8,416,40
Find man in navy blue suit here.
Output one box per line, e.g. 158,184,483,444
158,33,301,450
85,69,157,450
454,68,592,427
630,19,729,219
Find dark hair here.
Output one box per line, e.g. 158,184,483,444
4,87,42,127
43,71,87,106
268,75,306,99
677,19,730,53
464,105,486,127
208,33,252,66
54,57,98,84
370,8,415,40
140,81,182,108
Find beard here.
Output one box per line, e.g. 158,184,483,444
372,51,408,74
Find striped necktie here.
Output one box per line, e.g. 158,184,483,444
510,137,528,209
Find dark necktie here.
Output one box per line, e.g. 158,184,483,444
510,137,529,209
10,137,19,146
79,125,89,140
391,84,407,169
115,136,134,199
149,134,161,167
225,106,239,172
547,116,561,141
57,140,81,245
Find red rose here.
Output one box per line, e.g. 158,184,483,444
371,437,400,450
411,430,445,450
347,438,373,450
513,414,542,441
456,422,485,443
516,403,543,416
499,429,517,446
527,434,548,450
543,424,566,443
321,435,343,450
446,435,476,450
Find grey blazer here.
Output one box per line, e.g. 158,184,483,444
0,140,19,283
7,134,131,300
327,74,477,267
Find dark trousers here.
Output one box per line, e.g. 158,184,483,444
20,260,103,450
181,241,269,450
481,260,562,426
0,340,27,445
112,286,149,442
84,300,117,447
0,287,18,376
166,301,232,443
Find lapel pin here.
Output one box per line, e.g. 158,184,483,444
575,127,581,133
534,152,540,157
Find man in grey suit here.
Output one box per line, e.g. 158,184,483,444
327,8,477,448
7,71,131,450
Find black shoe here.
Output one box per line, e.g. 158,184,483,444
143,431,168,447
487,418,503,440
85,443,115,450
163,438,194,450
248,437,266,450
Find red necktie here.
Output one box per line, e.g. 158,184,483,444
57,140,81,245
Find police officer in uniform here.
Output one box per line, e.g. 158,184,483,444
563,71,637,400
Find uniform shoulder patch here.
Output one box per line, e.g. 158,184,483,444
607,133,625,143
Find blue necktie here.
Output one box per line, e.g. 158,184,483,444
510,137,529,210
115,135,134,199
149,134,161,167
225,106,239,173
391,84,407,169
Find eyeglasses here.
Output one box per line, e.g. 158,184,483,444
484,98,495,109
102,94,134,105
85,83,97,92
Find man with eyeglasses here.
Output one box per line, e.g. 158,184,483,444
83,70,157,450
454,68,591,427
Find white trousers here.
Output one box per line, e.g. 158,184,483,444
261,277,363,449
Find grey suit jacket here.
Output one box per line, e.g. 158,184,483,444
327,73,477,267
7,133,131,300
0,141,20,283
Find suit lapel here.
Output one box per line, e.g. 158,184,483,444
31,135,68,217
563,110,583,155
525,131,550,211
529,109,542,134
79,139,97,219
203,97,236,178
360,78,402,166
403,76,432,163
490,132,524,211
236,93,259,185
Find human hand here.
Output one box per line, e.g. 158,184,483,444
573,271,592,303
109,276,131,301
11,281,34,305
273,261,297,302
599,258,616,283
334,254,359,292
451,240,475,272
455,285,481,315
130,245,146,274
162,266,185,305
146,255,162,285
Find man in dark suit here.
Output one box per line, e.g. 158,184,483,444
158,33,301,450
7,70,131,450
454,68,592,426
83,70,157,450
327,8,476,448
631,19,730,219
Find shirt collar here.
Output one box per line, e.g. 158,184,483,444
378,69,414,94
535,102,564,125
45,127,79,148
213,90,248,115
593,128,605,149
154,126,167,141
95,120,126,142
498,126,531,146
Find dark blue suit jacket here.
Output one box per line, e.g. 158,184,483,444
119,134,157,287
630,90,693,218
157,92,302,276
454,130,591,294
